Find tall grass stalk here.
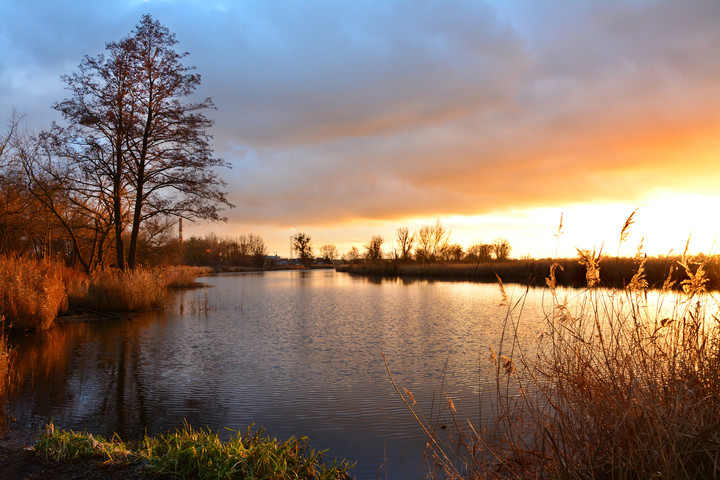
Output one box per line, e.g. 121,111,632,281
394,250,720,479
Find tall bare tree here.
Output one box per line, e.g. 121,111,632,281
292,233,313,267
54,15,231,270
492,238,512,261
415,219,449,263
395,226,414,261
365,235,384,261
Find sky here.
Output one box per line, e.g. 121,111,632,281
2,0,720,259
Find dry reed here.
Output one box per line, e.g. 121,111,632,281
391,241,720,478
0,256,67,331
163,265,211,288
77,268,169,312
0,316,13,403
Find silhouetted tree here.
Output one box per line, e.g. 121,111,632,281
53,15,231,270
492,238,512,261
248,233,268,267
443,243,464,262
319,244,338,264
292,233,313,267
395,226,414,261
365,235,384,260
466,242,493,263
415,219,449,263
344,246,360,263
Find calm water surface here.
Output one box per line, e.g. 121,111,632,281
6,270,549,478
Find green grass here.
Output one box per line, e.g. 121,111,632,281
33,421,354,480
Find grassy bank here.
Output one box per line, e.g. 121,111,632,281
0,258,210,331
394,252,720,478
33,422,353,480
337,255,717,290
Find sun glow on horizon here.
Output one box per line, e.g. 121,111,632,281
186,191,720,261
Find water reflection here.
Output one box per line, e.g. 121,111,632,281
5,270,546,478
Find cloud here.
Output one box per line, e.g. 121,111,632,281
2,0,720,239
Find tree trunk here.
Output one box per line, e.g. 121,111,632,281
127,178,143,270
113,134,126,271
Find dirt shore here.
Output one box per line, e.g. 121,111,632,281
0,445,170,480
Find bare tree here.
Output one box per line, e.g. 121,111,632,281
319,244,338,264
365,235,384,261
344,246,360,263
0,110,21,164
492,238,512,261
0,110,38,255
415,219,449,263
395,226,414,261
466,242,493,263
54,15,231,270
16,132,114,272
248,233,267,267
292,233,313,267
443,243,464,262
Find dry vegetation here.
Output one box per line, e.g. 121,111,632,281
0,258,209,330
392,228,720,478
338,256,720,291
0,257,68,331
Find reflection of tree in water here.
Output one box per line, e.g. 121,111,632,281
7,315,228,441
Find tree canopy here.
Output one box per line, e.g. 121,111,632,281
45,14,231,271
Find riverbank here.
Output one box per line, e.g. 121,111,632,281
336,255,718,290
0,445,157,480
0,422,353,480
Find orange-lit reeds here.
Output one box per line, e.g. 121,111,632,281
0,256,68,331
392,214,720,479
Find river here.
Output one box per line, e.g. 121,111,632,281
6,269,551,478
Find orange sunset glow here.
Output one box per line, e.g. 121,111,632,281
3,1,720,260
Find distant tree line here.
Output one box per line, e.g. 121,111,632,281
339,219,512,264
183,234,268,268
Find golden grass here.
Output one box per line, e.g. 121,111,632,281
0,317,13,406
71,265,210,312
163,265,211,288
391,250,720,479
0,257,68,331
0,256,210,326
76,268,168,312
